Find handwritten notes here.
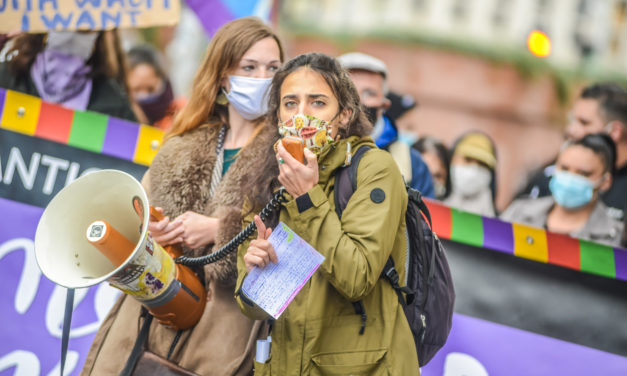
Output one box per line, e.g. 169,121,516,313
242,222,324,319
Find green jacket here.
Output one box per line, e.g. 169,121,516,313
236,136,420,375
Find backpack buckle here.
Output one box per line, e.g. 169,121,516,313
384,267,400,286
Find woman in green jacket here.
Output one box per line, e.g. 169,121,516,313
236,53,420,375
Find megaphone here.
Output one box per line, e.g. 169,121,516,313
34,170,206,330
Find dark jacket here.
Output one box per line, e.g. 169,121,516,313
0,62,137,121
236,136,420,375
375,115,435,198
501,196,624,246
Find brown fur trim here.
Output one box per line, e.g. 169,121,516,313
148,123,278,285
203,206,243,286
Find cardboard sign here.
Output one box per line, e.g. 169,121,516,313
0,0,180,33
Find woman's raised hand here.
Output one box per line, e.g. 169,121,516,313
244,215,278,273
276,141,319,198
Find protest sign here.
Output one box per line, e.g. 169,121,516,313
0,0,180,33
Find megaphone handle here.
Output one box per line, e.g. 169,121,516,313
150,205,165,221
149,205,184,258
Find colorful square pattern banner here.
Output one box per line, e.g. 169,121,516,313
425,199,627,282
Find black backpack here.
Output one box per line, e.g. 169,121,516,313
334,145,455,366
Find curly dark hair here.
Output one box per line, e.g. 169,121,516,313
266,52,372,138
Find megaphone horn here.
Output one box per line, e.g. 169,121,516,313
34,170,206,330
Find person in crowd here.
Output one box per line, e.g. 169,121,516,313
127,44,186,130
444,131,498,217
502,134,623,246
385,90,420,146
236,52,420,375
0,30,137,121
517,83,627,220
414,136,451,200
81,17,284,375
337,52,434,198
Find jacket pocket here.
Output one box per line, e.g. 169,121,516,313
253,358,271,376
309,349,388,376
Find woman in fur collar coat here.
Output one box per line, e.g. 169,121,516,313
81,18,284,376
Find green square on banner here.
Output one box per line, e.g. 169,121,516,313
68,111,108,153
450,209,484,247
579,240,615,278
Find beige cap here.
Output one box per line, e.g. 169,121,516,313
454,133,497,169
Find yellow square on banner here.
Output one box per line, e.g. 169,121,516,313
513,223,548,263
1,91,41,135
133,125,164,166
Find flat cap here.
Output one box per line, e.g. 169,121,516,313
337,52,388,78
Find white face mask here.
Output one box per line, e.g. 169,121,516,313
223,75,273,120
46,31,98,61
451,164,492,197
434,183,447,199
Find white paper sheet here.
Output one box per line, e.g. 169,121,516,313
241,222,324,319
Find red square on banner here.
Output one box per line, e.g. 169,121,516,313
546,231,580,271
424,198,452,239
35,102,74,143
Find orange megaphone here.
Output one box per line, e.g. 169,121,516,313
35,170,206,331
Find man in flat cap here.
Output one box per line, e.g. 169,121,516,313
338,52,434,197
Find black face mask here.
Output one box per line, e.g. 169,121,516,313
137,80,174,125
363,106,378,125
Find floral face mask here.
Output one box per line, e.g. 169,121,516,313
278,114,334,154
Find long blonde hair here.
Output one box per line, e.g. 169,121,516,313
165,17,284,141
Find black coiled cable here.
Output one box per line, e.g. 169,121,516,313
174,188,287,267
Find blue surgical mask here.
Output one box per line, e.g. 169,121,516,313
223,75,272,120
549,171,595,209
398,130,419,147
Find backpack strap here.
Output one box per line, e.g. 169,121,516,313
407,187,432,229
333,145,372,219
332,145,372,334
121,308,154,376
381,256,414,306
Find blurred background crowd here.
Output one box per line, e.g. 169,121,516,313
1,0,626,247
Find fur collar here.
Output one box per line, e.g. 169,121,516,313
148,123,279,285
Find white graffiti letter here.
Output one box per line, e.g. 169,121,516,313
0,350,41,376
3,147,40,190
40,155,70,195
0,238,40,314
444,352,489,376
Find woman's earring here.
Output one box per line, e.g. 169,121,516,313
216,91,229,105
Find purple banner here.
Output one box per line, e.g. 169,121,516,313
186,0,273,36
0,198,119,375
422,313,627,376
